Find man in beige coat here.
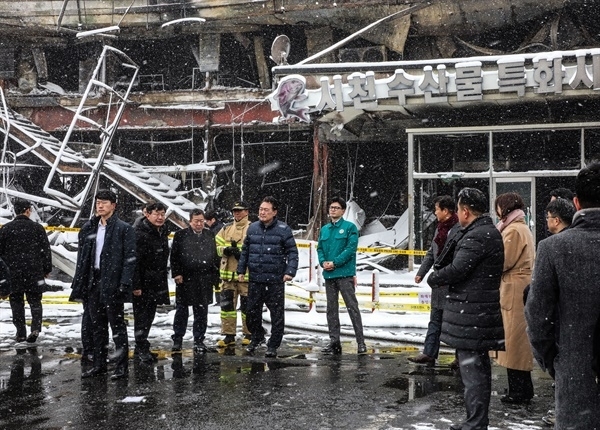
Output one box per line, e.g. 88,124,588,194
493,192,535,404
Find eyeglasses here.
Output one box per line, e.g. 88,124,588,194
329,206,343,210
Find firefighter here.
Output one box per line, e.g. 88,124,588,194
216,201,252,346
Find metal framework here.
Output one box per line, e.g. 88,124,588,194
406,121,600,269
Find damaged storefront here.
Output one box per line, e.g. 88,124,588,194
271,48,600,264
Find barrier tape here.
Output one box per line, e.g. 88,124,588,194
3,225,427,255
296,242,426,256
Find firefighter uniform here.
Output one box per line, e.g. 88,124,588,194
216,203,251,346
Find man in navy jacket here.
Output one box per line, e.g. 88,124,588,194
237,196,298,358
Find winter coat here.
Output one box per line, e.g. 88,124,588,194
525,208,600,429
317,218,358,280
170,227,219,306
492,219,535,371
428,215,505,351
237,217,298,284
209,220,224,235
216,216,250,282
69,214,136,304
0,258,12,297
133,218,170,305
417,222,461,308
0,215,52,294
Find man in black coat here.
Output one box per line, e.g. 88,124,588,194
409,195,460,365
427,188,505,430
0,198,52,344
170,208,219,353
132,202,170,363
69,189,136,380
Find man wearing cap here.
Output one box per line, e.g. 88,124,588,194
0,198,52,344
70,189,136,380
215,201,252,347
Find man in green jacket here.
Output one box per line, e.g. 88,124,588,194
317,196,366,355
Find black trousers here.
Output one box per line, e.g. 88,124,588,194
81,301,94,356
507,368,534,400
10,291,42,338
87,274,129,370
132,293,158,352
246,282,284,349
456,349,492,430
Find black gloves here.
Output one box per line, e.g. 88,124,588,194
224,240,241,260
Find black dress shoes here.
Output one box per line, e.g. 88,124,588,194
265,347,277,358
245,338,266,353
408,353,436,365
500,394,532,405
322,342,342,355
110,367,128,380
82,367,108,378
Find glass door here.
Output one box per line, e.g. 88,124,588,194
493,177,535,242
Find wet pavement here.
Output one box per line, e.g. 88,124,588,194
0,338,555,430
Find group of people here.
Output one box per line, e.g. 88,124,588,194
406,169,597,429
3,163,598,429
1,190,370,380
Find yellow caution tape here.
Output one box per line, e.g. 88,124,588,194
357,247,427,256
372,302,430,312
45,226,80,232
296,242,426,255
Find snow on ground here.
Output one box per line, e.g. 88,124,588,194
0,266,434,350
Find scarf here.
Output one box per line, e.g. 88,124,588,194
496,208,525,233
434,212,459,257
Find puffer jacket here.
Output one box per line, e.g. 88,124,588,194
428,215,505,351
237,217,298,283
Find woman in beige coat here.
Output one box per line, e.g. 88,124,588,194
492,192,536,404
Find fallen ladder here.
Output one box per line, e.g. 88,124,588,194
0,46,210,229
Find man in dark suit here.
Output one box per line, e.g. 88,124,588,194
69,189,136,380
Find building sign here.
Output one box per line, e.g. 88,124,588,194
268,49,600,123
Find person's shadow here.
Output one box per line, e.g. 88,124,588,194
0,348,44,419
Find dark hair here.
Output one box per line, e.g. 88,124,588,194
261,196,279,211
457,188,487,215
205,210,218,221
189,208,205,220
433,195,455,213
13,198,31,215
95,189,117,203
146,202,167,213
329,196,347,210
549,187,575,201
546,198,576,226
494,192,525,219
575,161,600,208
